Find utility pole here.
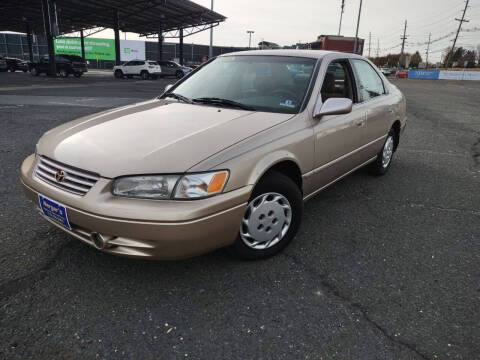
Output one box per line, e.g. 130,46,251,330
368,32,372,57
208,0,214,58
338,0,345,35
353,0,363,54
425,33,431,68
246,30,254,49
448,0,469,68
399,20,408,68
376,38,380,58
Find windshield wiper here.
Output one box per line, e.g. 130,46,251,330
162,92,193,104
193,97,255,111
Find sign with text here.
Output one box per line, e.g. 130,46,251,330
120,40,146,61
54,37,115,60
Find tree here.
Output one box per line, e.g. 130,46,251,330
410,51,422,68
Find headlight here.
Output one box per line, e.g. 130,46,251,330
174,171,228,199
113,175,179,199
112,170,229,200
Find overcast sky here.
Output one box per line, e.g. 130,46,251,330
96,0,480,62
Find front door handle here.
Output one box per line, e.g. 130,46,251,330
355,119,365,127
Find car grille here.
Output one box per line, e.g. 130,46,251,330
34,156,99,196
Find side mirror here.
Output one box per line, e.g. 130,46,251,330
164,84,173,92
314,98,353,118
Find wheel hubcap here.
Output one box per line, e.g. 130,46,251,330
240,192,292,250
382,136,394,168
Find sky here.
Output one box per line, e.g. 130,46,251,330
73,0,480,63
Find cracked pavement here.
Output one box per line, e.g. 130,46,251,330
0,73,479,359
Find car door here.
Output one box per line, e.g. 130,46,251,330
311,59,367,190
350,59,393,159
134,61,145,75
122,61,133,74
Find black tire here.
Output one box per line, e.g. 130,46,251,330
30,68,39,76
58,68,68,78
8,67,15,72
229,171,303,260
141,71,149,80
368,128,397,176
175,70,184,79
114,70,123,79
73,72,82,78
22,69,27,73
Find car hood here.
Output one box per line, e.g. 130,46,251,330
37,99,292,178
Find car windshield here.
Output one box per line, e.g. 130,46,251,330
168,55,317,114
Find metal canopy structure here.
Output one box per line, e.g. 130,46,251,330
0,0,225,36
0,0,226,74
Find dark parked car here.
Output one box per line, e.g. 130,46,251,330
1,57,29,72
0,58,7,72
30,54,87,77
158,60,192,78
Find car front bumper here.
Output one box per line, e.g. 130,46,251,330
20,154,250,260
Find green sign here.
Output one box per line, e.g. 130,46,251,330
54,37,115,60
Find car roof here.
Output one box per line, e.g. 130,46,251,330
218,49,367,60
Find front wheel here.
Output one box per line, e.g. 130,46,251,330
229,171,303,260
114,69,123,79
368,129,396,175
141,71,149,80
73,72,82,78
30,68,39,76
8,67,15,72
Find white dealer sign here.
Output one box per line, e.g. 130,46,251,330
120,40,146,61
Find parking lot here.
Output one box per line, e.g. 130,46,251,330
0,71,479,359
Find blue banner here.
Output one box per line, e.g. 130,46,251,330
408,69,440,79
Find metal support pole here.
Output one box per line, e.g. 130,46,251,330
448,0,469,68
179,28,184,65
425,33,431,69
399,20,407,68
338,0,345,35
368,32,371,57
209,0,213,58
353,0,363,54
158,25,163,61
113,9,121,65
41,0,56,76
247,30,254,49
80,29,85,61
26,22,34,63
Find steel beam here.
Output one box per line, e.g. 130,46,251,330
113,9,121,65
41,0,56,76
179,28,184,65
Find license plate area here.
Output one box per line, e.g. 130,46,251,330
38,194,72,230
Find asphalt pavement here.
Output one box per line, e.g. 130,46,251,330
0,71,479,359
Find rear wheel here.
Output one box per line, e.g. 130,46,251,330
30,68,39,76
368,129,396,175
230,171,303,260
8,67,15,72
114,69,123,79
58,68,68,77
175,70,184,79
141,70,149,80
73,72,82,78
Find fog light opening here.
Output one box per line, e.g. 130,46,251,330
90,232,106,249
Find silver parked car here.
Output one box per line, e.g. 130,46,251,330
158,60,192,78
